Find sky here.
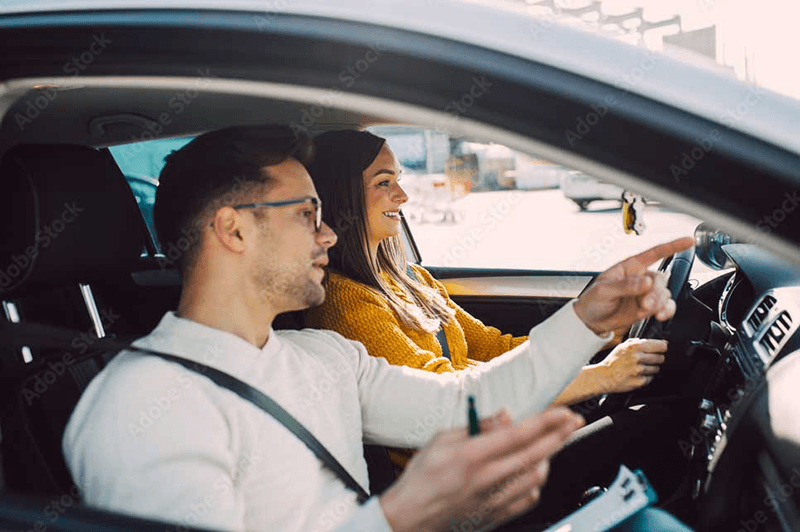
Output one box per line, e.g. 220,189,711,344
521,0,800,101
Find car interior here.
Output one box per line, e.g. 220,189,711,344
0,8,799,532
0,81,797,532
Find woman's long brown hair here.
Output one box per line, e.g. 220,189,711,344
308,130,454,333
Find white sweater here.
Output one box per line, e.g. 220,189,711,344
63,302,608,532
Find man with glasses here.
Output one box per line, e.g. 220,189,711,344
63,125,693,532
233,197,322,231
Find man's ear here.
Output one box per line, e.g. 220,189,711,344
210,206,247,254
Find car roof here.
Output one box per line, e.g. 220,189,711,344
2,0,799,155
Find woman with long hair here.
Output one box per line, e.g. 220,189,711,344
303,129,691,522
304,129,663,393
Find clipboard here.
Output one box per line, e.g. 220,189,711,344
543,465,658,532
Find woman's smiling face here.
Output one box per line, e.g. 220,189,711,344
362,143,408,253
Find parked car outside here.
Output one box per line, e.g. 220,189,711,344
560,170,625,211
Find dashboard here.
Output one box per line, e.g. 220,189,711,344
682,244,800,530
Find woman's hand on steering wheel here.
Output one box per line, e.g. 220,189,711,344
595,338,668,394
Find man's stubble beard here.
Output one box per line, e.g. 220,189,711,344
251,253,324,312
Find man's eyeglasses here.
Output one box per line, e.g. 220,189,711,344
233,197,322,232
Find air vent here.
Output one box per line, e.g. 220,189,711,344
748,295,776,331
759,311,793,357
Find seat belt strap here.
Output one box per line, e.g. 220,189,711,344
405,265,451,360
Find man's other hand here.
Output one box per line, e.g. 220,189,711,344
573,237,695,336
379,407,584,532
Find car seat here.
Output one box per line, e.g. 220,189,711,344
0,143,151,496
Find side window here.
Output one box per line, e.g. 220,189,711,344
109,137,194,248
369,126,709,276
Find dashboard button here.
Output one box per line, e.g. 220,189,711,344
700,414,719,432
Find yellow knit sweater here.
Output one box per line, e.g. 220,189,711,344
305,264,528,372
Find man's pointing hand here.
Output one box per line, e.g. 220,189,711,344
573,237,695,336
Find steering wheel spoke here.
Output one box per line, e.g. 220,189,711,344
631,248,695,340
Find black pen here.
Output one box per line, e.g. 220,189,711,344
468,395,480,436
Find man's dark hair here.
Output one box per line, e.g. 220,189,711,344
154,125,313,274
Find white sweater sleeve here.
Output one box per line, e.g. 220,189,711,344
353,300,611,447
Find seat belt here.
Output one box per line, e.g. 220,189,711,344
0,322,370,504
405,265,451,360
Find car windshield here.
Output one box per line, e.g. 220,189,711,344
368,126,727,284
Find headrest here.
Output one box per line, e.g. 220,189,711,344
0,144,149,295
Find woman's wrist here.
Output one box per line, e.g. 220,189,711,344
582,363,610,396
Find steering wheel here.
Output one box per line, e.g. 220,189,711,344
594,246,696,414
628,246,696,340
